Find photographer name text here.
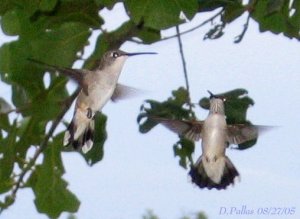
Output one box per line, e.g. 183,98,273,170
219,205,296,216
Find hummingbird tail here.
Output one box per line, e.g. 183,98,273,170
189,156,240,190
63,117,95,154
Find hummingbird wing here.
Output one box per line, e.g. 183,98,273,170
111,84,144,102
226,124,271,145
152,117,203,141
28,58,89,95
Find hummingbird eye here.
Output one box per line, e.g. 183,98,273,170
112,52,119,58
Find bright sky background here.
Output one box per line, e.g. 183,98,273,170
1,3,300,219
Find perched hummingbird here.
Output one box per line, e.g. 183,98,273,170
153,91,268,190
29,50,156,153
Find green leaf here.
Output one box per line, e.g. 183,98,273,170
0,121,17,194
28,136,80,218
137,111,158,134
176,0,199,19
39,0,58,12
198,0,228,12
21,78,68,121
138,87,193,134
11,84,29,110
196,211,208,219
136,28,161,44
20,0,40,16
34,0,103,29
15,117,46,164
251,0,300,39
0,0,14,15
0,1,39,34
237,138,257,150
142,209,160,219
290,0,300,28
124,0,198,29
1,9,21,36
0,195,15,210
223,3,245,23
94,0,119,9
0,41,45,97
173,138,195,169
0,22,90,105
0,114,10,132
67,214,78,219
266,0,285,14
1,0,101,37
30,22,91,66
170,87,191,105
137,87,196,167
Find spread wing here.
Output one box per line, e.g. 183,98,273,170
28,58,89,95
111,84,144,102
152,117,203,141
227,124,272,145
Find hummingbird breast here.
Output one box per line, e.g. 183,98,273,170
201,113,227,157
77,73,118,112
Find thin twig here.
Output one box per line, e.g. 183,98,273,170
129,9,224,45
10,89,80,200
176,25,193,113
234,13,251,43
162,9,223,42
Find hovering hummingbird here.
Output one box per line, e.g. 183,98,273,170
153,91,268,190
29,49,156,153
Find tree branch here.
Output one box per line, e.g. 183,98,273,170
10,88,80,200
175,25,193,113
234,13,251,43
162,9,224,42
129,9,224,45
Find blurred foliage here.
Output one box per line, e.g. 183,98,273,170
66,210,208,219
138,87,258,168
26,134,80,217
142,209,208,219
67,214,78,219
251,0,300,39
138,87,195,133
137,87,195,168
143,210,160,219
0,0,298,218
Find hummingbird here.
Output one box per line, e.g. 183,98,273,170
29,49,156,153
153,91,268,190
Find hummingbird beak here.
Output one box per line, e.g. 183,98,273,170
207,90,227,101
124,52,157,57
207,90,217,99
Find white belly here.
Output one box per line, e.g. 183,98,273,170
76,82,116,113
201,114,227,156
88,84,115,111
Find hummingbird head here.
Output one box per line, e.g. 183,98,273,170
99,49,157,72
207,90,226,114
207,90,226,101
99,50,129,71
